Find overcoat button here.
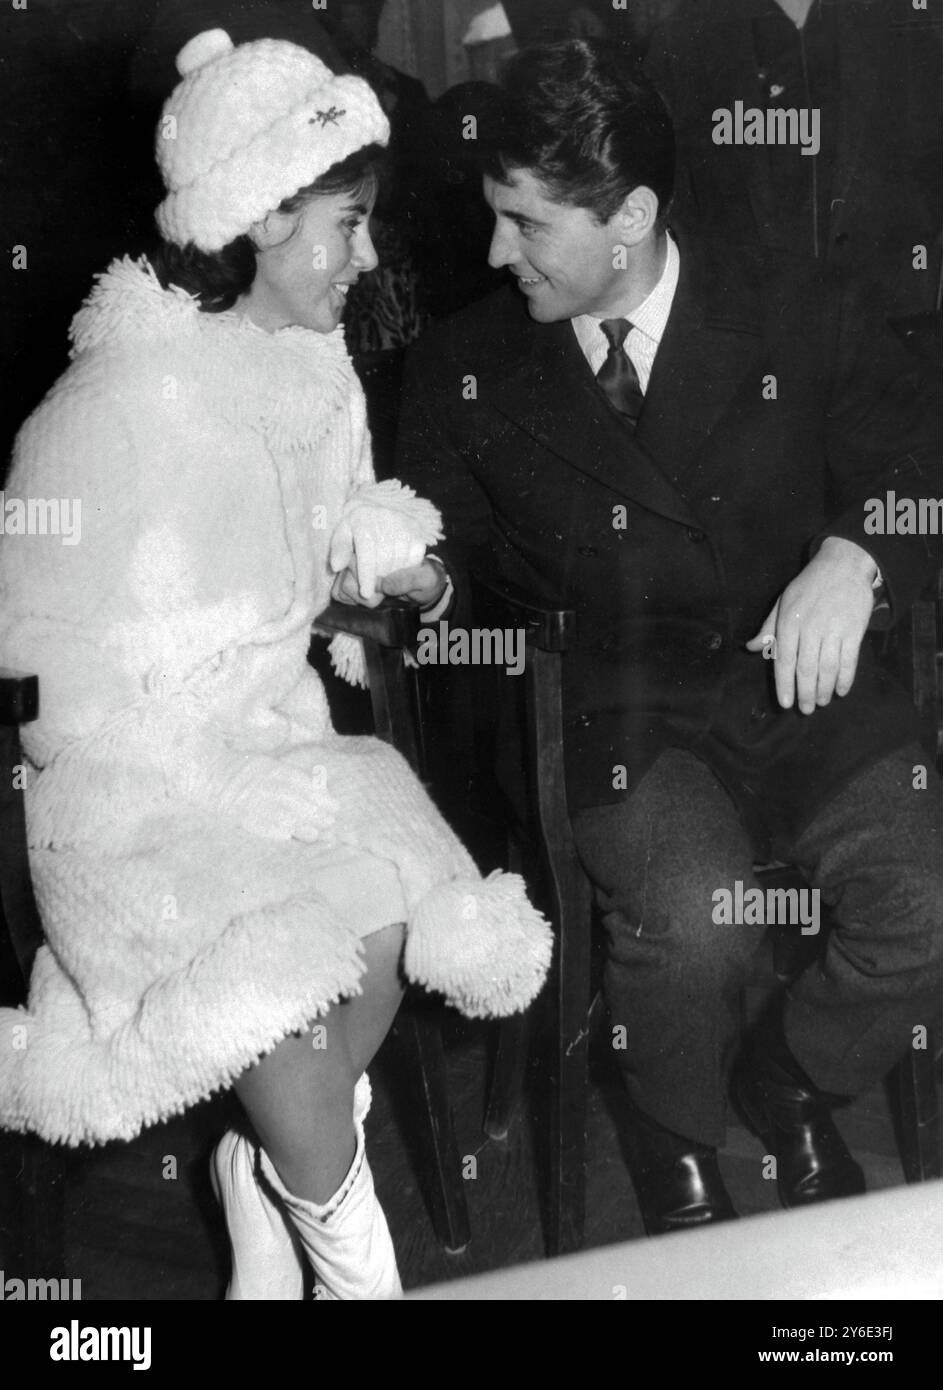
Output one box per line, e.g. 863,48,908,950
577,545,598,557
686,528,706,543
705,632,723,652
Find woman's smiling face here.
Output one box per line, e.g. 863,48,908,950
239,185,379,334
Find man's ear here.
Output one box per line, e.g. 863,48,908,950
612,186,660,246
247,210,296,250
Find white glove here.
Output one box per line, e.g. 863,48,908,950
329,479,443,601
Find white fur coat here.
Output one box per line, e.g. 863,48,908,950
0,258,550,1146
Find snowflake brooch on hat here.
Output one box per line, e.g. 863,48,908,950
311,106,346,127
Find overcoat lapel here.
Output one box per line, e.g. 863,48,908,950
636,239,766,497
483,237,766,524
486,309,701,528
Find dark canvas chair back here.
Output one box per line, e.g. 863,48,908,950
0,670,42,1001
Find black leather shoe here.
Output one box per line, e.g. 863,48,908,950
731,1022,866,1210
623,1103,739,1236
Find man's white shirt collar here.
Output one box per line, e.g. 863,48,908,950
572,233,680,392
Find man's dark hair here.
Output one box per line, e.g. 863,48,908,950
481,39,675,224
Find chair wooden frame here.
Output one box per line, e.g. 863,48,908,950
463,573,594,1257
312,600,471,1254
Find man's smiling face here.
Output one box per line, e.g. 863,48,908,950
483,167,631,322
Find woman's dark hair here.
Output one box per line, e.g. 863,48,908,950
480,39,675,225
150,143,386,313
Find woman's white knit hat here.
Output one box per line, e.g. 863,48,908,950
155,28,390,253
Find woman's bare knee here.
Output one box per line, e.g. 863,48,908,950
230,924,405,1200
342,921,406,1074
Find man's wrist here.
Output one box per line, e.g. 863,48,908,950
818,535,880,585
420,555,453,619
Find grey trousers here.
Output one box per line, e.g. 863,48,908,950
571,743,943,1147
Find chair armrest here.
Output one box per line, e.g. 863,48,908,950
312,600,426,774
468,567,576,654
0,670,39,725
313,598,421,651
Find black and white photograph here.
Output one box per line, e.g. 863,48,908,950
1,0,942,1344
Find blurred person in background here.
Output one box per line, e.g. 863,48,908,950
645,0,943,317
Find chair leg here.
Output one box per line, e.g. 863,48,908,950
546,868,593,1258
484,1011,531,1142
362,638,469,1249
894,1029,941,1183
398,1010,471,1254
484,831,533,1142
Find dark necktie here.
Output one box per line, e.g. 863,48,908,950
596,318,644,427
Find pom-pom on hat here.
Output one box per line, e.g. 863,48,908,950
155,29,390,253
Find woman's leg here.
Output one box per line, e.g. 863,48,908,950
233,921,405,1204
339,918,407,1076
226,923,406,1299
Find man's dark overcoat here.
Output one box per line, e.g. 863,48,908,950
395,239,943,845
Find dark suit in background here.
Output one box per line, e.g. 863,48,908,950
645,0,943,316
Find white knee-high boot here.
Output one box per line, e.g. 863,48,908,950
210,1129,306,1300
258,1075,402,1301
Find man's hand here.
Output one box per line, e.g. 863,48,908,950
331,556,449,610
331,553,384,608
328,483,443,601
745,537,878,714
379,559,449,608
